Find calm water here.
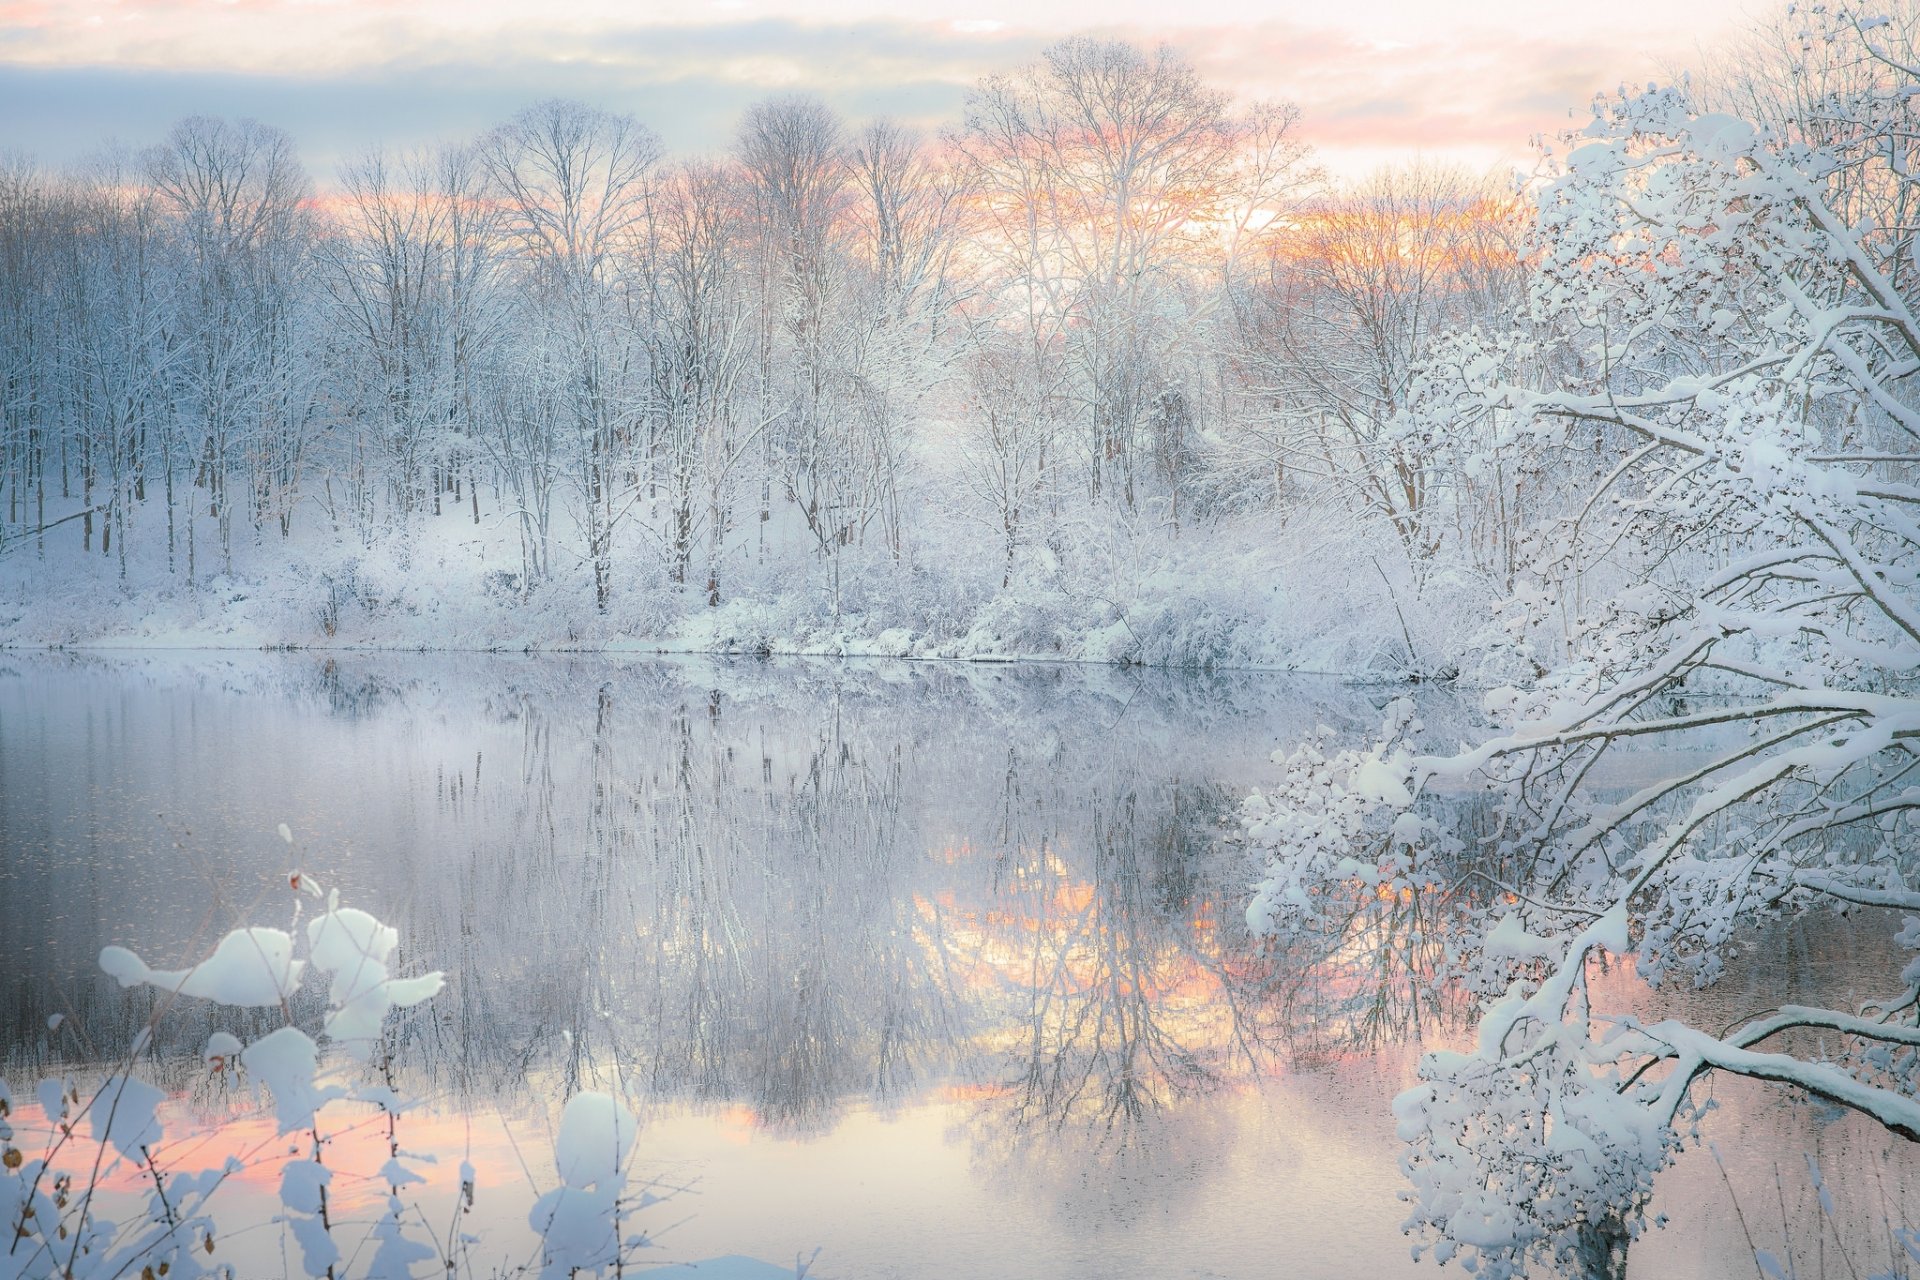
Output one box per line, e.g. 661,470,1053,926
0,653,1914,1278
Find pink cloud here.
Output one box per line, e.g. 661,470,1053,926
0,0,1758,178
1161,16,1742,172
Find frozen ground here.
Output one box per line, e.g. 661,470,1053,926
0,488,1511,679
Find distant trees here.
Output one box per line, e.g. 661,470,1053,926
732,98,967,613
844,118,970,557
0,37,1543,659
60,150,172,583
149,115,318,569
956,332,1057,588
483,99,660,609
0,119,326,578
738,94,864,609
956,39,1310,518
641,158,756,601
0,160,51,557
1222,163,1530,569
323,143,501,534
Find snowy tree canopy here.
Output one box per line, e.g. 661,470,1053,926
1247,47,1920,1278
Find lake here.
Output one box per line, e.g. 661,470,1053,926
0,653,1912,1278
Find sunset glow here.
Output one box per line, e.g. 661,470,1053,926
1,0,1758,180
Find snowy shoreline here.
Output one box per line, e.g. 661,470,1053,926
0,630,1398,681
0,520,1495,678
0,590,1466,681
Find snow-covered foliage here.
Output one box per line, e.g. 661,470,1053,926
530,1093,646,1279
1242,699,1437,942
0,848,664,1280
1245,47,1920,1277
101,927,306,1007
0,44,1554,676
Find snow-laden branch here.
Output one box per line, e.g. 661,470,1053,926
1245,75,1920,1278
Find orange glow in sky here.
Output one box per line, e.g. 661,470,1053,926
0,0,1762,182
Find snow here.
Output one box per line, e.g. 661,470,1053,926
1689,113,1758,161
306,900,446,1060
1352,751,1413,806
36,1078,67,1127
363,1195,439,1279
88,1074,164,1158
240,1027,339,1134
9,874,727,1280
641,1259,807,1280
1483,913,1558,962
287,1202,343,1278
278,1158,332,1215
204,1031,243,1069
100,927,305,1007
520,1092,645,1276
0,510,1459,677
552,1091,638,1192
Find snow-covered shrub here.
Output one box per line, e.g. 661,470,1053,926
1243,699,1433,940
1391,911,1681,1280
0,833,657,1280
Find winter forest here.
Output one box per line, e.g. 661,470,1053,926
1,29,1503,665
8,1,1920,1278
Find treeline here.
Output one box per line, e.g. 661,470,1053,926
0,38,1536,662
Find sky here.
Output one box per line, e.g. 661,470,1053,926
0,0,1765,185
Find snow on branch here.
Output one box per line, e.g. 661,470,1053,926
1246,67,1920,1276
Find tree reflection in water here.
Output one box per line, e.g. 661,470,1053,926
0,653,1481,1180
634,690,970,1133
1248,798,1508,1067
973,778,1258,1123
4,656,1915,1275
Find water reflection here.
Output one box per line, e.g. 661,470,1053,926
4,653,1907,1278
0,655,1408,1120
1251,839,1502,1066
968,782,1265,1126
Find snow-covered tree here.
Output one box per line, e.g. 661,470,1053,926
956,39,1309,514
1218,164,1533,586
1247,73,1920,1278
146,115,318,572
639,158,760,602
483,99,660,609
321,144,504,531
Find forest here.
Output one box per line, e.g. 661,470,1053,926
0,33,1532,668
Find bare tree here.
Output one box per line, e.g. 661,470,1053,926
955,330,1061,588
1227,163,1528,568
959,39,1309,513
483,99,660,609
146,115,315,574
737,96,863,603
640,160,763,603
322,144,501,531
843,119,972,557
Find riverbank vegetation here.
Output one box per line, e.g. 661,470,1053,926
0,36,1532,671
1244,7,1920,1273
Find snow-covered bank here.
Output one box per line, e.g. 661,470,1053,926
0,492,1517,677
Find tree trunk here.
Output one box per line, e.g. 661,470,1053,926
1572,1212,1629,1280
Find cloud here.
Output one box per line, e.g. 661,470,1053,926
0,4,1753,181
1157,14,1735,173
0,19,1048,178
